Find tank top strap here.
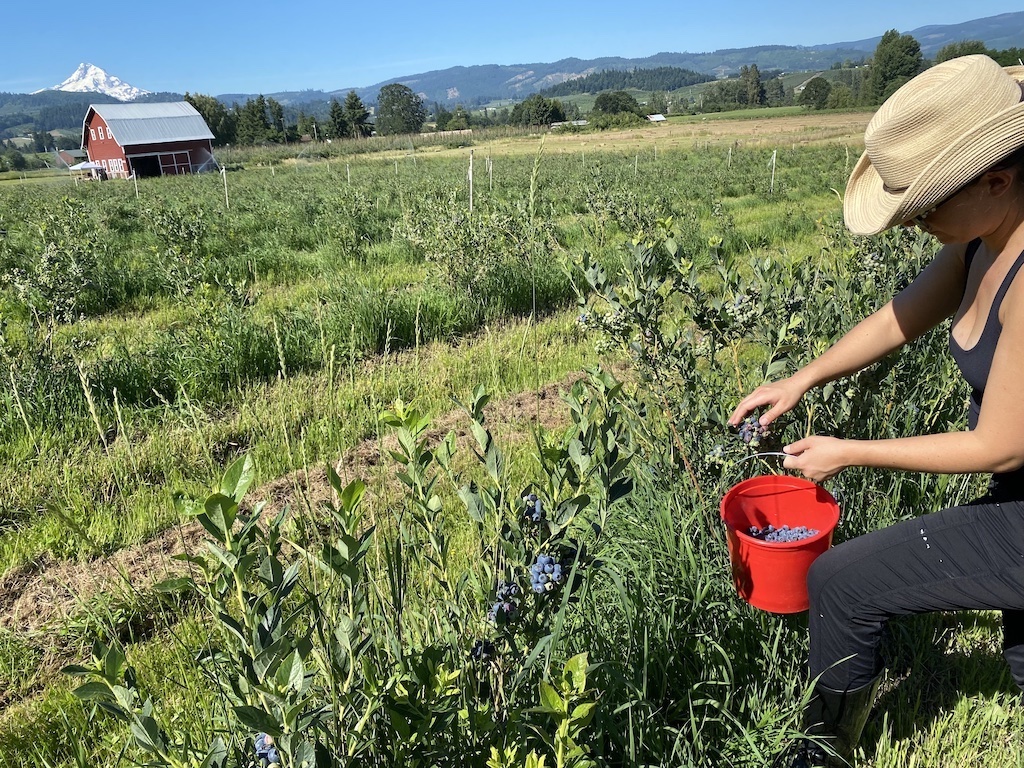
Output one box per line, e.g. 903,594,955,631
964,238,983,271
962,239,983,299
992,247,1024,319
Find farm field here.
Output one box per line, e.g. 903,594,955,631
1,113,1021,767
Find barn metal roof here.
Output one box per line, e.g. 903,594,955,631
86,102,214,146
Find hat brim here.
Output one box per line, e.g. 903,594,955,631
844,66,1024,236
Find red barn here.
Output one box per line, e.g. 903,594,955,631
82,102,217,179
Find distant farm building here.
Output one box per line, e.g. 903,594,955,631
56,148,88,167
82,102,217,179
646,114,667,122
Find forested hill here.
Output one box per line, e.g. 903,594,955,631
537,67,714,98
0,90,184,136
350,11,1024,105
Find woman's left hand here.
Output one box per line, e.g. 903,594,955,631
782,436,849,483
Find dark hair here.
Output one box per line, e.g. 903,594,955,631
991,145,1024,174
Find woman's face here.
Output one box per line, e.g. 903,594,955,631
905,166,1023,243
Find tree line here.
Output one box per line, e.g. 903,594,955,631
538,66,714,97
797,37,1024,111
183,90,373,146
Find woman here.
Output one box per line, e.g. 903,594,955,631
729,54,1024,767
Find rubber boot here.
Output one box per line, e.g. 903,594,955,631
776,677,881,767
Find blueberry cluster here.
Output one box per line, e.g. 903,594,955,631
706,443,726,466
746,524,819,543
470,638,495,662
861,251,886,282
530,554,565,594
736,415,770,448
255,733,280,768
487,580,520,623
726,293,758,326
522,493,544,524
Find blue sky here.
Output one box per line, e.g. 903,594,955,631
3,1,1019,96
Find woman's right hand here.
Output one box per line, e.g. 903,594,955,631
728,376,808,428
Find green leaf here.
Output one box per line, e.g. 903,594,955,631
278,649,305,692
200,737,229,768
129,714,165,754
200,494,237,540
538,681,566,714
220,455,255,502
765,358,788,379
103,645,126,683
62,664,93,677
339,478,366,513
293,739,317,768
233,706,281,738
569,701,598,732
72,681,114,702
470,421,490,452
563,652,589,694
458,484,485,523
568,439,591,473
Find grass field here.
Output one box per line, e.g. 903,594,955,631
0,112,1020,767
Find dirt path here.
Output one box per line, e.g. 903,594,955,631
0,374,583,635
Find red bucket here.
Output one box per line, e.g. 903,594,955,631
720,475,839,614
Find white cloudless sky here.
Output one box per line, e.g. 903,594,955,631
2,1,1019,95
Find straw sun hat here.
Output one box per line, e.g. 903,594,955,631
844,54,1024,236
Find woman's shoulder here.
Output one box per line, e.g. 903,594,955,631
933,240,972,270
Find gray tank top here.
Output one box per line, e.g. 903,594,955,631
948,238,1024,497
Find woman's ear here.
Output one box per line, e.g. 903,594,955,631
982,167,1018,198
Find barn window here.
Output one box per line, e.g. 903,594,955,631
106,128,113,141
90,129,96,141
98,127,104,140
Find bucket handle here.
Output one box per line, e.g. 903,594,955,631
731,452,845,527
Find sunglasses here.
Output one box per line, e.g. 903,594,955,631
906,172,991,228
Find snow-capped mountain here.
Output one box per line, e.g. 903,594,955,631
34,63,150,100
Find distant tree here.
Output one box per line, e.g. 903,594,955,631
433,102,452,130
296,111,315,139
508,94,566,126
185,92,235,145
867,30,923,104
447,105,471,131
647,91,669,115
740,64,766,107
375,84,427,136
343,91,371,137
592,90,642,116
699,79,746,112
935,40,989,63
798,77,832,110
327,98,349,139
267,97,286,141
4,149,26,171
826,83,855,109
539,66,712,97
988,46,1024,66
765,77,787,107
234,96,272,145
